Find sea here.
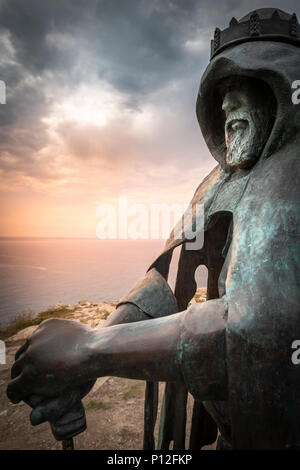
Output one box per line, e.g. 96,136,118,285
0,238,207,328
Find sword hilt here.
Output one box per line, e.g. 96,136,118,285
51,399,87,450
62,438,74,450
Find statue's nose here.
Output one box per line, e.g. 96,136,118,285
222,92,242,114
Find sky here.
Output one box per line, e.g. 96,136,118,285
0,0,299,238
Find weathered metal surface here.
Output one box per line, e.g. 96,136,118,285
117,267,178,318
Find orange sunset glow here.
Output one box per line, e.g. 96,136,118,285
1,0,299,238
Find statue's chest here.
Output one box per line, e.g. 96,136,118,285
220,157,300,448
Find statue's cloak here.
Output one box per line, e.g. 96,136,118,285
142,39,300,449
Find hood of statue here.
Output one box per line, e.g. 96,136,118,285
198,8,300,169
150,8,300,265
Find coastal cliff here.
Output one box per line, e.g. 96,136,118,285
4,287,207,343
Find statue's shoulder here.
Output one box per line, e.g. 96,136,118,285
161,165,226,255
190,164,225,206
247,147,300,201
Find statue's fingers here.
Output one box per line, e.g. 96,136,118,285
24,394,44,408
11,355,26,379
50,400,86,441
51,415,86,441
15,340,29,360
78,379,95,398
30,391,80,426
7,372,31,404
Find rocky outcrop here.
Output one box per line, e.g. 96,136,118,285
7,288,207,343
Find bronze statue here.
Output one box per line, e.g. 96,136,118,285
7,8,300,450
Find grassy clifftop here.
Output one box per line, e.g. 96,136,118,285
0,288,206,341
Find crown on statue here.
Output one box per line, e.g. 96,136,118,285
210,8,300,60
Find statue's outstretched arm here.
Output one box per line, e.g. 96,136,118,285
6,267,178,440
7,297,227,407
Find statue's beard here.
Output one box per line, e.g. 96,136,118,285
225,110,270,170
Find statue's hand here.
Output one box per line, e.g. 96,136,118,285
7,318,96,404
24,380,95,440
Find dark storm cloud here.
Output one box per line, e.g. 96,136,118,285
92,0,202,96
0,0,237,121
0,0,202,79
0,0,86,73
0,0,197,92
0,0,300,182
0,0,210,178
2,0,300,106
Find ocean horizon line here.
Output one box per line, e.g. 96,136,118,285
0,236,168,242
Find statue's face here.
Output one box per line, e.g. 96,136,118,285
222,80,272,170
